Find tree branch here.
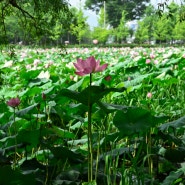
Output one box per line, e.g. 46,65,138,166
9,0,35,19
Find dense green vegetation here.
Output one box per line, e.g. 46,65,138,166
0,0,185,46
0,0,185,184
85,0,150,27
0,46,185,184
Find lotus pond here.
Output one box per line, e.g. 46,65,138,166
0,46,185,185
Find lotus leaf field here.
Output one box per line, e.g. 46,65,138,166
0,46,185,185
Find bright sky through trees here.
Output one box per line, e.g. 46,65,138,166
68,0,182,28
68,0,98,28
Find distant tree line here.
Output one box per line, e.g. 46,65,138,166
0,0,185,46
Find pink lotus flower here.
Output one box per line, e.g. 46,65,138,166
73,56,108,76
7,97,20,108
26,64,32,69
150,53,155,59
146,59,151,64
147,92,152,98
154,60,159,65
93,39,98,44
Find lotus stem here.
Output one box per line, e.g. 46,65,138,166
88,73,93,182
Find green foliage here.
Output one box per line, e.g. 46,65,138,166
0,165,37,185
135,2,185,44
85,0,150,28
0,46,185,184
113,10,129,43
113,107,166,137
70,8,90,44
134,21,149,44
0,0,73,44
173,21,185,40
91,6,110,44
97,7,107,27
91,27,110,44
161,167,185,185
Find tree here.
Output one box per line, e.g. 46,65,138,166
141,4,156,44
113,10,129,43
91,6,110,44
70,8,89,44
157,0,185,22
173,4,185,42
97,5,107,28
173,21,185,41
165,2,179,44
134,21,149,44
0,0,73,44
85,0,150,28
153,15,169,44
2,15,24,44
92,27,110,44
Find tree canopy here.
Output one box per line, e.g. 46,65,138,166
0,0,73,43
85,0,150,27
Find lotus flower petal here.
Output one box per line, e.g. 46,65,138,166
73,56,108,76
7,97,20,108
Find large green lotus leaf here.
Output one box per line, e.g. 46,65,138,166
9,119,31,133
24,86,42,97
16,103,39,117
0,102,9,113
20,69,40,82
0,135,16,149
35,149,53,163
50,146,84,164
158,131,183,146
28,78,49,87
137,57,148,67
58,86,126,106
68,138,88,146
17,129,40,149
0,131,39,153
159,115,185,131
1,143,27,157
0,87,18,98
161,167,185,185
125,65,140,74
123,73,151,88
99,146,134,160
110,61,125,71
39,81,52,90
68,76,89,91
0,129,42,154
49,126,75,139
0,165,36,185
163,57,180,67
42,86,54,94
113,107,165,137
54,170,80,183
97,101,129,113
